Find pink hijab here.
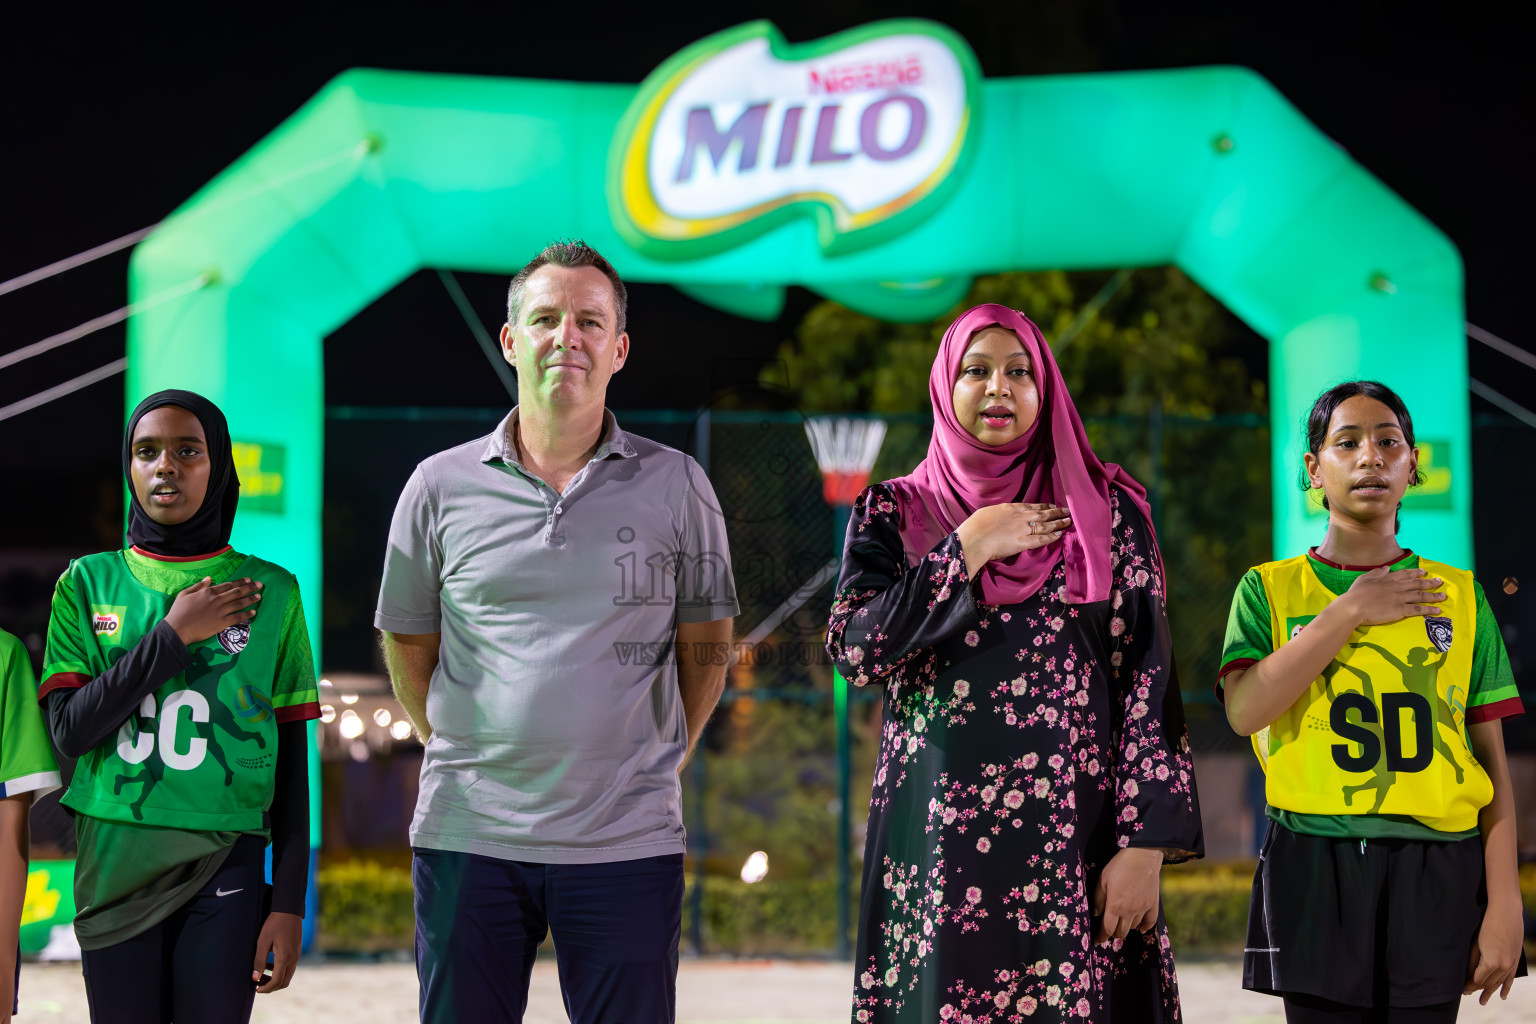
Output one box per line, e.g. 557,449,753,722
888,303,1160,606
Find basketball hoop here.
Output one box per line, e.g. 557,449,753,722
805,416,887,507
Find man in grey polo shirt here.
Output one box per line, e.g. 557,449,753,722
376,240,736,1024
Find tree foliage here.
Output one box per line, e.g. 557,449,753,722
765,267,1265,419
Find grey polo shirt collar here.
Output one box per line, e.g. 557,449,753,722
480,407,637,467
480,407,637,548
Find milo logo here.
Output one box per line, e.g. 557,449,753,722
91,606,127,641
609,19,980,258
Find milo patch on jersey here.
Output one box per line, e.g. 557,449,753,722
1425,616,1453,654
90,605,127,642
218,621,251,655
1284,615,1317,642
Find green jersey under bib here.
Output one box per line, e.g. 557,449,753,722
58,550,297,831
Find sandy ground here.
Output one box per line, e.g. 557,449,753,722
18,957,1536,1022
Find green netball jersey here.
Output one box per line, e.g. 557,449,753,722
42,547,318,948
43,547,318,830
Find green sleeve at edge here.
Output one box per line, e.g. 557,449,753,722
270,582,317,707
42,568,90,679
1468,580,1518,707
1220,568,1273,670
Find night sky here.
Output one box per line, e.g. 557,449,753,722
1,2,1532,670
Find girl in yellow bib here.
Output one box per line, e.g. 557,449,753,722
1220,381,1524,1022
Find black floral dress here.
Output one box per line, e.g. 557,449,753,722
828,484,1204,1023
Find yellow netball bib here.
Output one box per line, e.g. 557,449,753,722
1252,555,1491,832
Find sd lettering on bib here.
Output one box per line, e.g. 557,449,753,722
1252,555,1491,832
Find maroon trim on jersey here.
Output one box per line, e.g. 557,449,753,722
274,701,322,724
129,544,234,563
1466,696,1525,724
1308,547,1414,572
1213,658,1260,703
37,672,89,701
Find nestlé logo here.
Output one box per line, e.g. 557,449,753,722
610,19,980,259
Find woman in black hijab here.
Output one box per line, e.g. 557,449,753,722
39,390,319,1022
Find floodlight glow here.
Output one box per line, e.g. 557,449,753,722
740,851,769,884
338,713,364,740
390,719,413,740
339,694,358,705
319,705,335,724
372,708,392,727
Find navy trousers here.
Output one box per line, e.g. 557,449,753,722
413,849,683,1024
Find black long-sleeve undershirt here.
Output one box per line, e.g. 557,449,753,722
267,718,310,916
43,622,310,916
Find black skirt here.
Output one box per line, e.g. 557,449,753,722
1244,820,1524,1007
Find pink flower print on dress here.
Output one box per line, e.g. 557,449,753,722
1021,752,1039,769
1019,995,1038,1015
977,836,992,852
964,630,979,646
1109,618,1125,636
953,679,970,699
966,886,982,904
1003,789,1025,809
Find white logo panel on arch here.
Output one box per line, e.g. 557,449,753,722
648,34,967,227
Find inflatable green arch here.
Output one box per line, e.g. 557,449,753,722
128,18,1470,653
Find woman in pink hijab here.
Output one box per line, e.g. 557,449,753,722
828,304,1203,1023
